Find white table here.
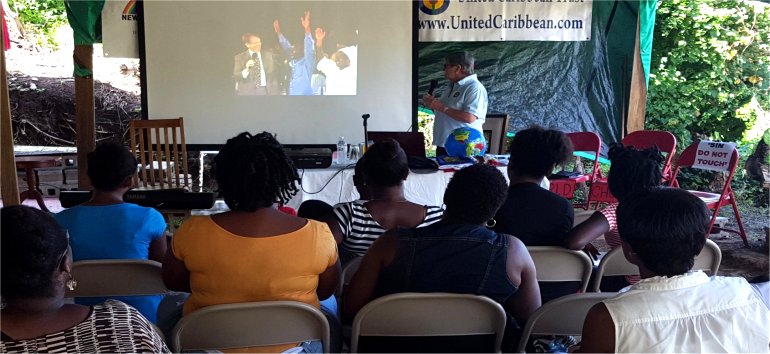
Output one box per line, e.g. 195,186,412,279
285,165,549,210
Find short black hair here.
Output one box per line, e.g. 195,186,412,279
1,205,69,299
360,139,409,188
508,126,573,178
212,132,300,211
608,144,663,201
87,142,137,191
445,51,476,75
617,187,709,276
444,164,508,224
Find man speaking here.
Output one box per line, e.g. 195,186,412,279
233,33,274,95
423,51,488,156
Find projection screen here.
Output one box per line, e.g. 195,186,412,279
142,1,413,145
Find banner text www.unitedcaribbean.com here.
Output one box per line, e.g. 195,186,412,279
418,14,584,30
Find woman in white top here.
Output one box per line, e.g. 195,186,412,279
576,188,770,353
328,139,443,264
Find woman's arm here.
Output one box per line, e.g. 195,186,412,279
317,258,341,300
504,235,541,323
343,229,398,321
574,303,615,353
564,212,610,250
162,247,191,293
148,231,169,263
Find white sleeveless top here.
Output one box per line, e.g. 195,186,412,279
603,271,770,353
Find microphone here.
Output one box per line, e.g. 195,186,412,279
362,114,370,144
427,80,438,95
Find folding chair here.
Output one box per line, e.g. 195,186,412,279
350,293,507,353
670,142,748,246
336,256,362,298
66,260,168,341
129,117,190,190
549,132,602,209
587,130,677,208
592,239,722,292
515,292,618,352
527,246,594,293
172,301,330,352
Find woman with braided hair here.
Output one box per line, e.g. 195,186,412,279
162,132,340,353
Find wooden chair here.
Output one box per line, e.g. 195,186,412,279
350,293,507,353
670,142,748,246
172,301,330,352
591,239,722,292
515,292,618,352
129,118,189,189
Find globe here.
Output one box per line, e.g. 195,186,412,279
444,127,487,157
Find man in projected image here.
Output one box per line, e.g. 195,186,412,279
423,51,488,156
273,11,316,96
315,28,357,95
233,33,275,95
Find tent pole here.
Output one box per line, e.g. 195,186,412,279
1,33,20,205
627,13,647,134
74,44,95,189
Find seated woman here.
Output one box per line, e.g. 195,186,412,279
344,164,541,351
162,132,340,353
564,144,663,291
577,188,770,352
493,126,574,246
1,205,169,353
54,142,167,323
328,139,443,264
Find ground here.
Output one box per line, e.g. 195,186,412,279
4,25,769,280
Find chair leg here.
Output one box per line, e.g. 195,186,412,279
730,196,749,247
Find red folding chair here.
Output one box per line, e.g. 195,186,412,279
549,132,602,209
670,142,748,246
587,130,678,208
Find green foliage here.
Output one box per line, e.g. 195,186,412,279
9,0,67,48
646,0,770,148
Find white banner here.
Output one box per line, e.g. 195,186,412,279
102,0,139,58
418,0,592,42
693,141,736,172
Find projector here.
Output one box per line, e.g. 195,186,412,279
285,147,333,169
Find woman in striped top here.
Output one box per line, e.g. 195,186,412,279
1,205,169,353
329,139,443,264
564,144,663,290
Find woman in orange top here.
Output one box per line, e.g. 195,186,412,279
163,132,340,353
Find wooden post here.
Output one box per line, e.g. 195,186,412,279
1,37,20,205
626,16,648,134
74,44,95,189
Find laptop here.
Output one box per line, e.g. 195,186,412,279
367,131,426,157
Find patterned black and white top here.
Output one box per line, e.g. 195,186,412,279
1,300,170,353
334,200,444,257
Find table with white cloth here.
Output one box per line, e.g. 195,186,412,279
284,165,549,210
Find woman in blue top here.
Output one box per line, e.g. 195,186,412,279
54,142,168,323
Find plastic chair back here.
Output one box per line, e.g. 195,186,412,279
350,293,507,353
528,246,593,293
172,301,330,352
515,292,618,352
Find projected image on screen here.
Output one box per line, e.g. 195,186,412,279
232,8,357,96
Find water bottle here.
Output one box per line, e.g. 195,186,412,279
337,136,348,165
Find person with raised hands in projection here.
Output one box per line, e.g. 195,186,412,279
315,27,357,95
273,10,316,96
233,33,275,95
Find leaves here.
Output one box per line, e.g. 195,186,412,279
646,0,770,148
9,0,67,48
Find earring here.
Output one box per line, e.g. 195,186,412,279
485,218,497,228
66,274,77,291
